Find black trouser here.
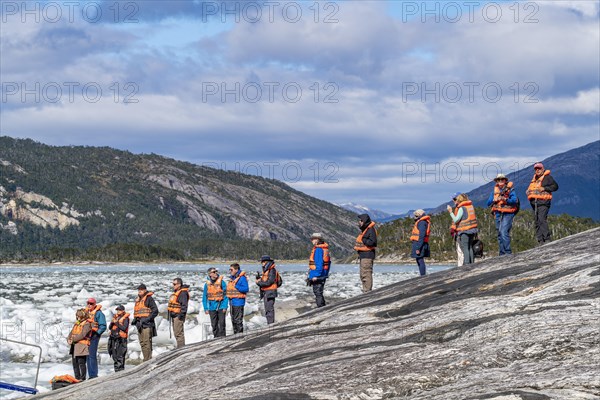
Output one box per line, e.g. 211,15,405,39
72,355,87,381
230,305,244,334
109,337,127,372
534,203,551,244
263,297,275,324
209,310,226,337
312,280,326,307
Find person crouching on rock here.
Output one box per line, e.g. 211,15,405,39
307,233,331,307
67,308,92,381
132,284,158,362
203,268,228,338
256,255,279,324
226,263,249,334
410,209,431,276
108,305,129,372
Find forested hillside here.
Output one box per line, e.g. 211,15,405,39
0,137,357,262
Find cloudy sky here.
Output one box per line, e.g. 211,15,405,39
1,0,599,213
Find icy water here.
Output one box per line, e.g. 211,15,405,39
0,263,452,397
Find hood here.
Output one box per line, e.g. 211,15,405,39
358,213,372,229
262,261,274,271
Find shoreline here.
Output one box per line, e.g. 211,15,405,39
0,258,457,267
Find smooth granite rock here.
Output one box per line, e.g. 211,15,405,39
34,228,600,400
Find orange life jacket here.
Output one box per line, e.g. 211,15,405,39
260,264,278,291
410,216,431,242
50,374,80,384
206,276,224,301
87,304,102,332
134,292,154,319
354,222,377,251
71,320,91,347
309,243,331,270
167,287,189,313
492,182,518,213
526,170,552,201
454,201,478,232
226,271,247,299
110,312,130,339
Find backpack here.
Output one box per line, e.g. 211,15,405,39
514,196,520,215
473,239,484,258
276,270,283,288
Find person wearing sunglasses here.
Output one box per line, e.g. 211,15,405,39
167,278,190,348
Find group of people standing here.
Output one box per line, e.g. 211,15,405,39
407,163,559,276
64,164,558,381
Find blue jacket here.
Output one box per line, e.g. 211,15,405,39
202,276,229,312
486,187,518,208
308,247,329,280
92,308,106,337
228,270,249,307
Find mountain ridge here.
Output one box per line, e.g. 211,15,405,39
0,137,357,261
430,141,600,220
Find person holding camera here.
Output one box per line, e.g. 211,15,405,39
256,255,279,324
307,233,331,307
168,277,189,347
487,173,519,255
447,194,479,264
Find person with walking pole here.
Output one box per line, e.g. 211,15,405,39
487,173,519,255
168,278,190,348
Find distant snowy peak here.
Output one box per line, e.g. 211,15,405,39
338,202,397,221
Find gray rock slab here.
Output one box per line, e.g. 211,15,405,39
34,228,600,400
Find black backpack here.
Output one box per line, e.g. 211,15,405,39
276,270,283,287
473,239,484,258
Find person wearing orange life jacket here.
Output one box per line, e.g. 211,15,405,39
226,263,249,334
449,192,465,267
168,277,190,347
67,308,92,381
85,297,106,379
447,193,479,264
256,255,279,324
486,174,519,255
132,283,158,362
307,233,331,307
203,268,229,337
410,210,431,276
354,214,377,293
107,304,129,372
526,163,559,245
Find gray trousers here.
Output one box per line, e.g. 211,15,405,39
459,233,475,264
359,258,374,292
263,297,275,324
